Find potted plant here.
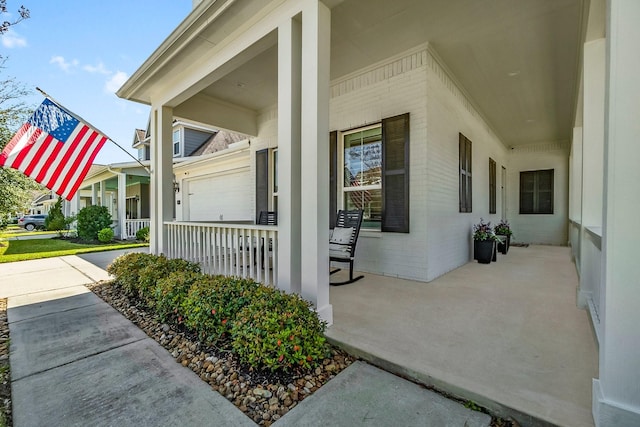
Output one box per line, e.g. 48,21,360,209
473,218,499,264
493,220,513,254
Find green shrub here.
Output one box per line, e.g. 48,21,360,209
107,253,200,305
231,286,329,371
107,252,159,297
137,256,201,306
154,271,204,323
97,227,114,243
136,226,150,242
181,276,259,344
77,205,112,241
44,199,76,236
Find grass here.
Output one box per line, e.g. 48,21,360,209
0,229,66,239
0,238,148,263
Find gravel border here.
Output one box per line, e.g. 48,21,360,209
0,298,11,427
88,281,355,426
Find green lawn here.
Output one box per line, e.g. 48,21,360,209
0,238,148,263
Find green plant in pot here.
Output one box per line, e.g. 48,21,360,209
493,220,513,254
473,218,499,264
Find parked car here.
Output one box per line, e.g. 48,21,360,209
18,214,47,231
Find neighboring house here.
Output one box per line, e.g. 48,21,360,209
68,162,152,240
67,120,246,239
116,1,640,425
29,190,57,215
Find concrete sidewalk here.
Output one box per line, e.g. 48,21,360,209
1,250,491,426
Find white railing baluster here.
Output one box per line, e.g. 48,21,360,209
161,221,278,286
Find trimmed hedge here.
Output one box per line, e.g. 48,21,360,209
107,253,329,372
181,276,259,344
231,286,329,371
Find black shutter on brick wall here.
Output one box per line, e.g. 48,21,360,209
381,113,410,233
255,149,269,223
329,131,338,229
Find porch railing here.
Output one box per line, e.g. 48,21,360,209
164,221,278,286
125,219,150,239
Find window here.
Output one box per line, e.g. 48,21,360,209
342,125,383,230
331,113,410,233
489,158,496,214
520,169,554,214
172,129,181,156
459,133,472,212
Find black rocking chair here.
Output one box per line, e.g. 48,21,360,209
329,209,364,286
257,211,277,268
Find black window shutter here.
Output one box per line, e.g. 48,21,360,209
255,149,269,223
329,131,338,229
459,133,472,213
382,113,410,233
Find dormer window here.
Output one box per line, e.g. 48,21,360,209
173,129,181,156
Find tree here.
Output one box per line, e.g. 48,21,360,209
44,198,75,236
0,64,41,219
0,1,30,37
0,3,39,220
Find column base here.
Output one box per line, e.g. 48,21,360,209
317,303,333,327
593,379,640,427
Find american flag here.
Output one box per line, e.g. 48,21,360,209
0,98,108,200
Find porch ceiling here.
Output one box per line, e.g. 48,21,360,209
123,0,585,147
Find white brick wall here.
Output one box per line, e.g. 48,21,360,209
425,50,509,281
329,48,429,281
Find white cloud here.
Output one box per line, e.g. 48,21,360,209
105,71,128,93
2,29,27,48
50,56,79,72
83,62,110,75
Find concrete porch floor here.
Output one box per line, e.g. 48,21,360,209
326,245,598,427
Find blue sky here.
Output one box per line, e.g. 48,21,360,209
1,0,193,164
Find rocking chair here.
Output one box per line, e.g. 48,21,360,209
329,209,364,286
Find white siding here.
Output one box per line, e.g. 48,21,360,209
507,142,569,245
425,49,508,281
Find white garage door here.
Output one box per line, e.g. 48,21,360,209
186,169,252,222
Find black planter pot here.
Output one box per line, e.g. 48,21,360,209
497,235,510,254
474,239,495,264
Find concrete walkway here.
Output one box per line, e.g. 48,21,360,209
1,249,491,427
327,245,599,427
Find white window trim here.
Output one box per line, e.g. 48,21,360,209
339,122,382,230
173,128,182,157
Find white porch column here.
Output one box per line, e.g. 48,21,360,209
91,183,98,205
149,105,174,255
116,172,127,239
277,15,302,295
577,38,605,309
99,180,106,208
300,0,332,324
593,1,640,425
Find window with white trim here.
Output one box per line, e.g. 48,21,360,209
341,124,383,230
172,129,181,156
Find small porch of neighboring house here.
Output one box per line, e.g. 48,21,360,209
68,163,151,239
327,245,598,427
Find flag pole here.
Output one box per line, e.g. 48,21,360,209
36,87,152,175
